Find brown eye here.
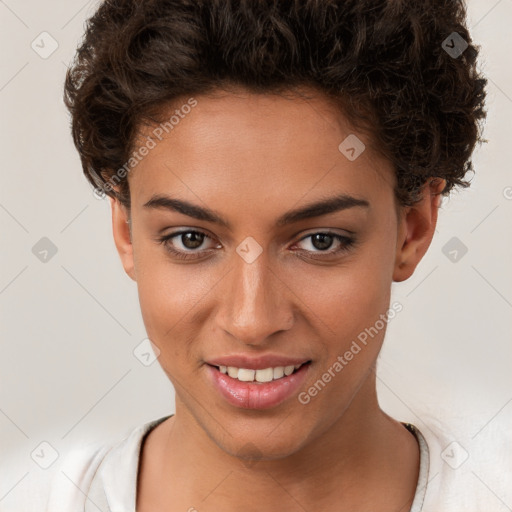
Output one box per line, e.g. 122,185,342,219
180,231,206,250
293,232,355,258
158,229,218,260
309,233,335,251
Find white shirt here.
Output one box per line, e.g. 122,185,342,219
9,414,510,511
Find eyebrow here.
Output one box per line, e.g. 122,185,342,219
143,193,370,229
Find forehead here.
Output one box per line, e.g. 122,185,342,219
130,89,396,218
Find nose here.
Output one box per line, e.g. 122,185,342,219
216,250,294,346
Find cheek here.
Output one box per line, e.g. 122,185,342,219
133,242,208,349
302,249,394,337
299,273,390,377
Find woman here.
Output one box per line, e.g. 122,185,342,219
48,0,488,510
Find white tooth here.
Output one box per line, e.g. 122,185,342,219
255,368,274,383
219,365,227,374
284,365,295,376
237,368,255,382
294,364,301,370
273,366,285,379
227,366,239,378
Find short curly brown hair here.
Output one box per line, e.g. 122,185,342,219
64,0,488,209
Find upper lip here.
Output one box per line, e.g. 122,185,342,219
206,354,311,370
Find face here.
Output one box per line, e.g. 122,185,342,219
111,87,438,460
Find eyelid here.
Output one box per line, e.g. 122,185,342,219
296,227,355,238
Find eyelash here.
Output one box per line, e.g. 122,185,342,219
157,229,356,261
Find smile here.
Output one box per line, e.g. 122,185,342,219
215,363,306,383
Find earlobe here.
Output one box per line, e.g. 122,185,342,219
393,178,446,283
110,197,136,281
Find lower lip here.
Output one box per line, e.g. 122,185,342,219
205,363,311,410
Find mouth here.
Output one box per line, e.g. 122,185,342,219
205,361,312,410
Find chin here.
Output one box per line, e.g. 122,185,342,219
200,411,316,463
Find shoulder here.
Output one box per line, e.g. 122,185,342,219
411,415,512,512
0,441,111,512
45,415,171,512
43,441,113,512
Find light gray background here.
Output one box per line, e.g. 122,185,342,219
1,0,511,509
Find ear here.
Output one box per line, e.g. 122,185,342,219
110,197,136,281
393,178,446,282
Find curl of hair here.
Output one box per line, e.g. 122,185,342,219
64,0,488,208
